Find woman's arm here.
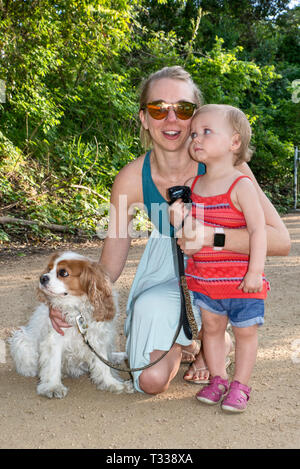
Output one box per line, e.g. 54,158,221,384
99,159,144,282
99,172,133,283
234,177,267,292
178,163,291,257
237,163,291,256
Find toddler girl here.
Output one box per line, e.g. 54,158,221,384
171,104,269,413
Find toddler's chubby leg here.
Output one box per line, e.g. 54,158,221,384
201,309,228,379
232,324,258,386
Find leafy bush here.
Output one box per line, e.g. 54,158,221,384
0,1,298,243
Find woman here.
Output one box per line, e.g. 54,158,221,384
50,66,290,394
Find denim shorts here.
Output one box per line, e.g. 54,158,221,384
193,291,264,328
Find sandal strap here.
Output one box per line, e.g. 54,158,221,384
184,363,208,377
210,375,229,386
198,376,229,400
221,381,251,412
194,366,209,372
229,380,251,399
181,341,200,362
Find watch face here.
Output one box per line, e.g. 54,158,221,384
214,233,225,247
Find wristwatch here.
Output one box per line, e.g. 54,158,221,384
213,227,225,251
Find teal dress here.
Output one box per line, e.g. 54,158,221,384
125,151,205,392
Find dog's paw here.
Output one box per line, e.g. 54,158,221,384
123,379,134,394
110,352,127,364
97,381,122,394
96,378,132,394
37,382,68,399
111,379,134,394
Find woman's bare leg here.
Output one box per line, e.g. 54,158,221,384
139,344,182,394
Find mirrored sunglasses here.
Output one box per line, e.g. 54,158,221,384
141,101,197,120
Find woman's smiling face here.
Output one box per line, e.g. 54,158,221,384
139,78,196,153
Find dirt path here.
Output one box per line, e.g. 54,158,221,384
0,214,299,449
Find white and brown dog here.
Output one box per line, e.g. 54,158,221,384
9,251,133,398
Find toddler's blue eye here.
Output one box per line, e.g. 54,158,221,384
204,128,211,135
191,132,197,139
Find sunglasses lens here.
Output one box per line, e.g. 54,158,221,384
175,102,195,120
147,104,168,120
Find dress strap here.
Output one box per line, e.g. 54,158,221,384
190,175,201,193
227,175,252,198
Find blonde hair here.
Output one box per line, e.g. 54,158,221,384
139,66,203,149
193,104,253,165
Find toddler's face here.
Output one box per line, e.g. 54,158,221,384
189,111,234,163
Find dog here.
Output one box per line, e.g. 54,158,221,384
9,251,134,398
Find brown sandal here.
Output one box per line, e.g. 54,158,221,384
183,356,231,385
181,341,200,364
184,363,210,384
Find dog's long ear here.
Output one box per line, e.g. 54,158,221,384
80,261,115,321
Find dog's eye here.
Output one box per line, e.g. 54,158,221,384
58,269,69,278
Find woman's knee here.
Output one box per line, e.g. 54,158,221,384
139,368,169,395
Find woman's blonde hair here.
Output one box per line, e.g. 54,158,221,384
193,104,253,165
139,66,203,149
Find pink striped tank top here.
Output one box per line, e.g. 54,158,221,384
185,175,269,299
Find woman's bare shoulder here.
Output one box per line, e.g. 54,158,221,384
114,154,145,181
111,153,146,202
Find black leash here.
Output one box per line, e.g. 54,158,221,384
76,295,185,373
168,186,199,341
76,185,199,374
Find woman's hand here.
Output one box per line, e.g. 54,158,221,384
176,216,212,256
168,199,189,229
49,308,71,336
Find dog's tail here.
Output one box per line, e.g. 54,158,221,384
9,303,50,377
9,327,39,377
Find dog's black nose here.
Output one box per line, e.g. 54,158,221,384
40,274,49,286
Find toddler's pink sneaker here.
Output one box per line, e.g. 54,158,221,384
221,380,251,413
196,376,229,405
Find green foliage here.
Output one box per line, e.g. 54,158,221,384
0,0,299,242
